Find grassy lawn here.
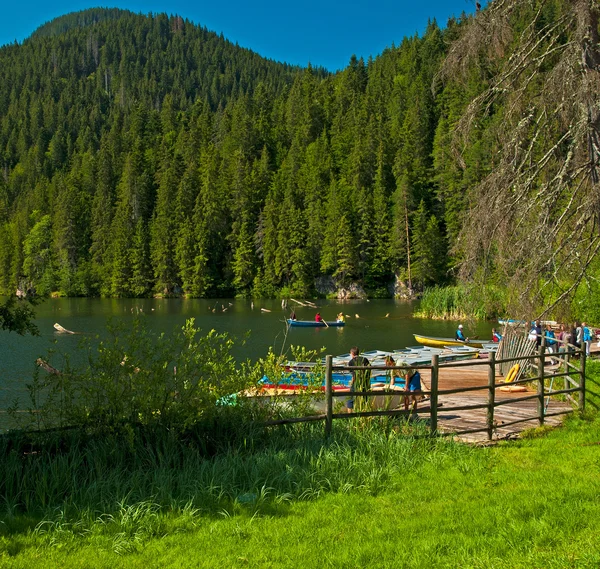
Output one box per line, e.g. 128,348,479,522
0,411,599,569
0,360,598,568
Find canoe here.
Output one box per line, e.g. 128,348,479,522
287,319,345,327
413,334,490,349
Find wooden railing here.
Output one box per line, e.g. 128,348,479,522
264,344,586,441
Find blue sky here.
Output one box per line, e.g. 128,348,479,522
0,1,484,71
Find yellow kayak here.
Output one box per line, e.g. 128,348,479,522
413,334,489,349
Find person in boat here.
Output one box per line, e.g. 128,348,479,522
455,324,468,342
290,310,297,321
346,346,370,412
492,328,502,342
315,312,323,323
336,312,345,323
403,367,422,413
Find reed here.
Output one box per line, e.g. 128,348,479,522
416,285,507,320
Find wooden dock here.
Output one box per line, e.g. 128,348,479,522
417,362,572,443
259,349,583,444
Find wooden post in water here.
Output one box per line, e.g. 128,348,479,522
538,346,545,426
487,351,496,440
430,354,439,436
325,355,333,437
579,345,586,413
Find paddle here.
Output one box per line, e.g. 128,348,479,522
323,319,329,328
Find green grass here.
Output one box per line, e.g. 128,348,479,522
1,363,599,568
1,413,600,568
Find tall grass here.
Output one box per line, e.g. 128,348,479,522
0,417,478,553
2,414,600,566
0,419,461,521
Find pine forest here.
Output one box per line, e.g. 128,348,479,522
1,2,599,318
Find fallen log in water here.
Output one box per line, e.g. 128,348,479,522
290,298,317,308
54,323,75,334
36,358,61,375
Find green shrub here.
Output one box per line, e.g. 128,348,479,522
14,317,263,433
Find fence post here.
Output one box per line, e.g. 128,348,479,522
538,346,545,425
325,355,333,437
487,351,496,440
430,354,439,436
564,352,570,393
579,345,586,413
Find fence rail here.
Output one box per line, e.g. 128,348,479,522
270,342,586,441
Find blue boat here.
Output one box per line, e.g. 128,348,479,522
287,319,345,327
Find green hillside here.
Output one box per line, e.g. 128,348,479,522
1,2,599,318
30,8,133,40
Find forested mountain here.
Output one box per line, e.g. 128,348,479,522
1,2,598,308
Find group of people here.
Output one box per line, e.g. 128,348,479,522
289,310,345,323
313,312,345,322
528,320,594,357
456,320,594,356
346,347,422,414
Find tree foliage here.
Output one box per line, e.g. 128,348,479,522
3,4,594,310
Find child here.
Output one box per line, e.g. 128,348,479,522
404,367,422,412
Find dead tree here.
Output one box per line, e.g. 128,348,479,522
438,0,600,317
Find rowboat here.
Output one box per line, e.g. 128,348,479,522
287,319,345,327
413,334,490,349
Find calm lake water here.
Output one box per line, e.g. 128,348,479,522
1,298,497,415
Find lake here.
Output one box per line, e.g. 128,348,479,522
1,298,497,415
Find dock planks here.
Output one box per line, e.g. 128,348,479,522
415,362,573,443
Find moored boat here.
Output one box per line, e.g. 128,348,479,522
413,334,490,349
287,319,345,327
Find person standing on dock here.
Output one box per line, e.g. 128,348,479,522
346,347,370,412
384,355,401,388
582,322,592,356
534,320,543,347
404,368,422,413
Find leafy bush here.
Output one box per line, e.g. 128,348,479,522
15,317,263,433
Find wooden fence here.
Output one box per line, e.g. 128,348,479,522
264,342,586,441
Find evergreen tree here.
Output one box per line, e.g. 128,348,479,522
411,200,446,287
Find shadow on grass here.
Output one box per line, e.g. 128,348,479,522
0,415,436,535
